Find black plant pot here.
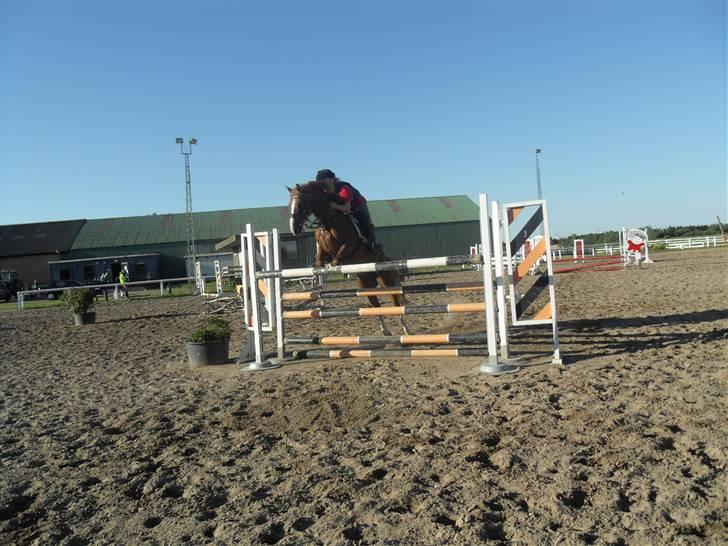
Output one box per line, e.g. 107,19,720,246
73,312,96,326
186,338,230,367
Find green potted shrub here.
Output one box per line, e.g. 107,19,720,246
186,316,232,367
61,288,96,325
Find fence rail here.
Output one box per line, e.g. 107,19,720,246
16,276,195,309
560,235,725,256
650,236,725,250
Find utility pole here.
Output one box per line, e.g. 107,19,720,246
535,148,543,200
176,137,198,280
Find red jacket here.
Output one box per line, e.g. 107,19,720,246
334,181,367,207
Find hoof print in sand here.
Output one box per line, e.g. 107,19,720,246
558,488,588,509
161,483,184,498
142,516,162,529
342,524,364,541
0,494,35,521
78,477,101,489
355,468,388,489
196,511,216,522
291,516,314,532
432,513,457,527
465,451,496,469
259,522,285,544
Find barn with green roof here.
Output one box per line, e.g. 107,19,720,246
4,194,480,284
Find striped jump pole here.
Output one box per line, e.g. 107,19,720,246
553,255,625,263
281,280,483,302
553,255,624,273
285,333,488,346
255,255,482,280
296,348,490,359
283,302,486,319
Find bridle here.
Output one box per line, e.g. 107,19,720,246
290,193,321,231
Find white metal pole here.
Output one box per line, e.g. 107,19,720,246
540,200,562,364
214,260,222,295
246,225,265,367
272,228,285,361
244,224,278,370
479,194,517,375
491,201,510,360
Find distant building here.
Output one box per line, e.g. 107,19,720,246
0,220,85,286
1,194,481,283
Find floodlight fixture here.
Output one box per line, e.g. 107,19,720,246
190,138,198,145
176,137,184,144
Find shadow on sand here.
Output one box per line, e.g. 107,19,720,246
509,309,728,365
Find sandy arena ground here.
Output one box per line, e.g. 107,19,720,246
1,248,726,545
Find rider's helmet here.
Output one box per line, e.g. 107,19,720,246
315,169,336,182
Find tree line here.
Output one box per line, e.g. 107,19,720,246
554,223,723,247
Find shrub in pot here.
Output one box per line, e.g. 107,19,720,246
61,288,96,325
186,317,231,366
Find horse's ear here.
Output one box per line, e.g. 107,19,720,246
295,184,302,190
286,185,292,192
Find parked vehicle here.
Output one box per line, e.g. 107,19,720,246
39,280,87,300
0,270,23,298
0,281,12,302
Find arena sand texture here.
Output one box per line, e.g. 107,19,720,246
1,248,726,545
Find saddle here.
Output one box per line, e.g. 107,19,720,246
345,213,365,241
342,211,381,252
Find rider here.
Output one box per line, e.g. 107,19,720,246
315,169,381,251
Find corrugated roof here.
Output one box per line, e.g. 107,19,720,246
0,220,86,257
71,195,478,250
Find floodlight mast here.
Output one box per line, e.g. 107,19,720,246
535,148,543,200
177,137,198,283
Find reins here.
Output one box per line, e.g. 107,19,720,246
304,217,320,230
295,185,360,248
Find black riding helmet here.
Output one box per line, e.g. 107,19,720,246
315,169,336,181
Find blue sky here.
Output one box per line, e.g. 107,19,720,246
1,1,725,236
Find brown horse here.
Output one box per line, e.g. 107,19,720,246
288,180,409,335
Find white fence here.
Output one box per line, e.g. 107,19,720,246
566,236,725,258
651,236,725,250
16,276,195,309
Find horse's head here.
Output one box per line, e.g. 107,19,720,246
287,181,330,235
288,184,310,235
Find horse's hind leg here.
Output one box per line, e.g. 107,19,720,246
379,271,410,335
367,295,391,336
394,294,410,335
358,273,391,336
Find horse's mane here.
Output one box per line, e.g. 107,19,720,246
294,180,332,211
299,180,328,194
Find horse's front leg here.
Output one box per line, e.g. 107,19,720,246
314,244,326,268
366,295,392,336
398,317,410,335
330,243,351,267
378,317,392,337
396,294,410,335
